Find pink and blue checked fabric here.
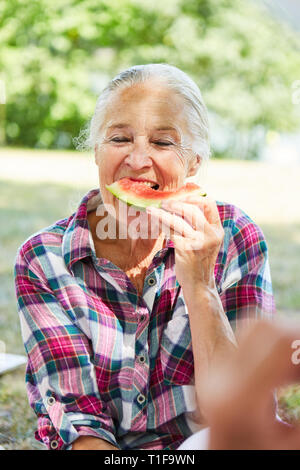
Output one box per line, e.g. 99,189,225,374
14,188,276,450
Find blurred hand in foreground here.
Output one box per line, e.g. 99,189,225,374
198,320,300,450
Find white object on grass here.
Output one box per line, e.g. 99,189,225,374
0,353,27,375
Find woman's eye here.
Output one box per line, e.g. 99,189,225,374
111,138,130,143
109,138,173,146
154,141,173,146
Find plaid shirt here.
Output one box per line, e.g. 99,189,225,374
14,188,276,450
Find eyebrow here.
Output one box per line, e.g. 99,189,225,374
107,123,179,132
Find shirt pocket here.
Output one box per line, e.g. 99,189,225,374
160,313,194,386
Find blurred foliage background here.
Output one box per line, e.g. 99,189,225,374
1,0,300,158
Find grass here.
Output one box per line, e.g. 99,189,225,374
0,180,84,450
0,147,299,449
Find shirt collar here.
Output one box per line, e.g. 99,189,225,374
62,188,174,273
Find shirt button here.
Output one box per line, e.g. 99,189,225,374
47,396,56,406
50,440,59,450
147,277,156,286
137,394,146,405
138,355,146,364
140,315,146,322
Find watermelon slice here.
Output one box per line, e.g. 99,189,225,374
106,177,206,210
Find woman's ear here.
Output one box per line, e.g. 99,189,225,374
186,155,202,177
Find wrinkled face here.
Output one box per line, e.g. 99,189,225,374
94,81,200,218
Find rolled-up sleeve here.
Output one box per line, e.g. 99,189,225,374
14,247,119,450
217,205,276,329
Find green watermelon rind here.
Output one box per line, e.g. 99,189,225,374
105,183,161,210
106,180,206,211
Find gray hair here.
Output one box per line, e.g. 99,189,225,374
76,63,211,162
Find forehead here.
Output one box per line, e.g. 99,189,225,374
102,81,188,132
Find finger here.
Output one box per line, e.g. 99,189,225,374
176,193,207,208
202,197,222,227
171,196,206,218
184,195,221,227
161,200,207,233
161,200,224,246
146,206,197,238
159,223,203,252
281,425,300,450
233,321,300,393
173,195,221,228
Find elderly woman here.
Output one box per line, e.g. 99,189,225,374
14,63,275,450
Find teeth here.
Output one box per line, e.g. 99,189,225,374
126,180,159,189
140,181,157,188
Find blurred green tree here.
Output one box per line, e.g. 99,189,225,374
0,0,299,156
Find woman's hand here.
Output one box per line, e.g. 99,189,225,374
146,194,224,292
147,194,235,420
201,320,300,450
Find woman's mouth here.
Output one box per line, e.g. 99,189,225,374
141,181,160,190
119,177,160,190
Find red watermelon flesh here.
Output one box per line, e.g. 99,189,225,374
105,177,206,210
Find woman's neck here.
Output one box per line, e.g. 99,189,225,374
87,209,166,266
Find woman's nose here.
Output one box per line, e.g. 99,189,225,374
124,140,152,169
